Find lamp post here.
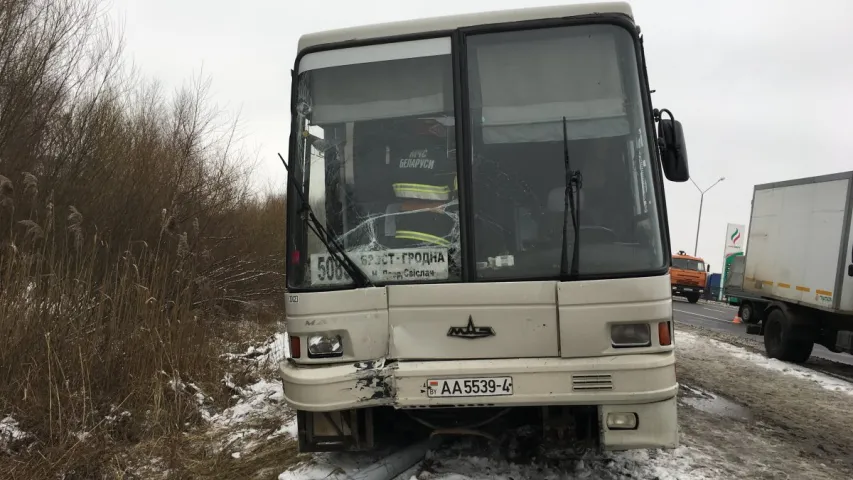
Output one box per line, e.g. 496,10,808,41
691,176,725,257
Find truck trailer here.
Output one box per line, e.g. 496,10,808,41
724,171,853,362
279,1,691,453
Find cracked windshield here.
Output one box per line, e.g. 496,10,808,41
290,24,664,288
291,39,459,287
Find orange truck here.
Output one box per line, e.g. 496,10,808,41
670,250,709,303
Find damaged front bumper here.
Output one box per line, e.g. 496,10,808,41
280,353,678,450
279,353,676,409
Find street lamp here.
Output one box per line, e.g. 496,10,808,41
691,176,725,256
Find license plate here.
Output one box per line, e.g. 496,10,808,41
426,377,513,398
683,287,693,291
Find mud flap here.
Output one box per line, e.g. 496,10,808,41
541,405,599,453
746,324,763,335
297,408,374,452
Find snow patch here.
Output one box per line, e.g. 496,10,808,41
705,338,853,395
267,417,298,441
203,331,292,429
0,416,32,453
278,448,402,480
221,331,289,369
391,443,724,480
195,330,295,461
105,405,132,425
677,329,853,395
676,331,700,346
132,457,171,480
209,378,285,427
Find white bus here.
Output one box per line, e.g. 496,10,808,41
280,1,690,453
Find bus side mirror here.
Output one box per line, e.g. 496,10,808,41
706,265,711,272
658,119,689,182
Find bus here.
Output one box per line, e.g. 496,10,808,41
280,1,690,453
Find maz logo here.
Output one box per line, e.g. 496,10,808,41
447,316,495,339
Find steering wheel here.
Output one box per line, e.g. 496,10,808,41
579,225,618,242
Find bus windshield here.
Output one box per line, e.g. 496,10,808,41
287,24,665,289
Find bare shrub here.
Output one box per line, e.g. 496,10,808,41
0,0,286,476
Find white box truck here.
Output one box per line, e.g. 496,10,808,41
728,171,853,363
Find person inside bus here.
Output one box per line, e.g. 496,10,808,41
382,117,458,250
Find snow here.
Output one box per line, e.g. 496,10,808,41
209,378,285,427
278,454,388,480
386,442,727,480
119,330,294,479
207,331,291,428
187,330,296,464
272,421,727,480
268,418,298,440
221,331,290,369
105,405,132,424
0,416,32,453
678,331,853,396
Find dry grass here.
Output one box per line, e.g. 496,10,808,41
165,414,304,480
0,0,291,477
0,182,287,478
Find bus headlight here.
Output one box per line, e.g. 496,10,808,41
307,334,343,358
611,323,651,347
606,412,638,430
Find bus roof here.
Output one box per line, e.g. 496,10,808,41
297,2,634,53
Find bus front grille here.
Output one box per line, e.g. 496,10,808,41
572,374,613,391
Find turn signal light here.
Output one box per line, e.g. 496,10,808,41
658,321,672,346
289,335,301,359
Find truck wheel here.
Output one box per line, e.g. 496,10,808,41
763,309,814,363
686,293,700,304
740,302,759,324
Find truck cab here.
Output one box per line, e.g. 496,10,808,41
670,251,708,303
280,1,691,454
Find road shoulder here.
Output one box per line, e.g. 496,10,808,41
675,325,853,477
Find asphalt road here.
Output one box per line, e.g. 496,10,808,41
672,297,853,366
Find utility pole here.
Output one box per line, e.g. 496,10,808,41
691,176,725,257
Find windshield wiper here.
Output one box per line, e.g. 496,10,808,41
559,117,582,280
278,152,372,288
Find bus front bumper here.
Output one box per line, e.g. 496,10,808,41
279,352,678,450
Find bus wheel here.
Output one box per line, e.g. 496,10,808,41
763,309,813,364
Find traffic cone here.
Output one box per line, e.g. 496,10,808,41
732,314,743,324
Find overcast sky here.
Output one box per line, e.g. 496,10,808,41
109,0,853,272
